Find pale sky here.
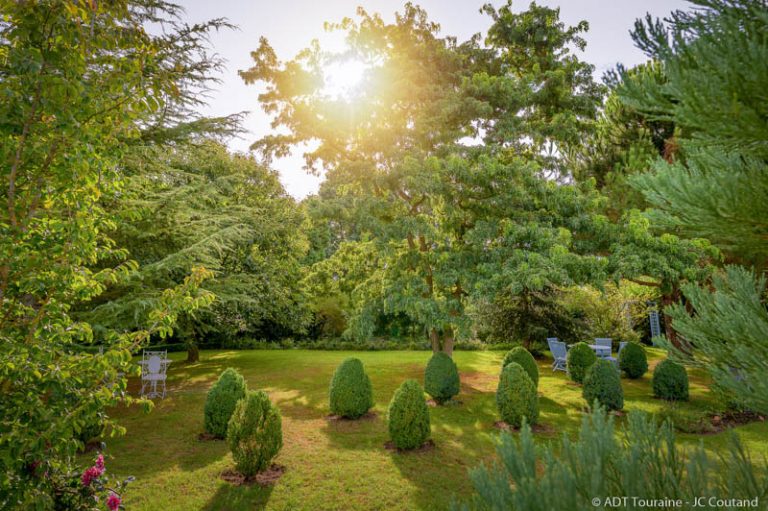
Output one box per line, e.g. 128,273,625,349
179,0,688,198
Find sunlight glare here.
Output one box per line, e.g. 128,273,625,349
322,59,367,98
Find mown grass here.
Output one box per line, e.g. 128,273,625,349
97,348,768,511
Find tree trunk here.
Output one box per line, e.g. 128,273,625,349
661,287,685,351
442,332,455,357
430,329,440,353
186,343,199,363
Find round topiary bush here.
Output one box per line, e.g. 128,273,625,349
582,359,624,411
329,358,374,418
424,352,460,404
653,359,689,401
501,346,539,387
388,379,431,450
567,342,597,384
204,368,247,438
618,342,648,379
496,362,539,428
226,390,283,477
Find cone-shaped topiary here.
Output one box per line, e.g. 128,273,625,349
424,352,460,404
496,362,539,428
227,390,283,477
388,379,431,450
583,359,624,411
619,342,648,379
567,342,597,384
653,359,689,401
204,368,247,438
329,357,374,418
502,346,539,387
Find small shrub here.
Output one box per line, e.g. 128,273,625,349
501,347,539,387
653,359,689,401
582,359,624,411
618,342,648,379
566,342,597,384
329,358,374,418
227,390,283,477
424,352,460,404
388,380,431,450
496,362,539,428
204,368,247,438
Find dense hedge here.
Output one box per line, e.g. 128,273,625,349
653,360,689,401
388,380,431,450
582,359,624,411
227,390,283,476
501,347,539,387
496,362,539,427
566,342,597,384
618,342,648,379
329,358,374,418
424,352,460,404
204,368,248,438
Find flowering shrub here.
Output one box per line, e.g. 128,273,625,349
34,453,132,511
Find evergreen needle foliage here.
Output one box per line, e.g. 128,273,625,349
424,352,461,404
566,342,597,384
329,358,374,418
227,390,283,477
618,342,648,379
204,368,248,438
501,347,539,388
388,380,431,450
653,360,689,401
496,363,538,428
582,360,624,411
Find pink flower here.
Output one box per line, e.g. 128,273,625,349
80,465,104,486
106,492,121,511
95,454,105,470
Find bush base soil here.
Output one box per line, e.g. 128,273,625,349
325,411,378,422
493,420,555,435
220,464,286,486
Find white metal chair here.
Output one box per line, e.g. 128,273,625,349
140,350,170,398
547,338,567,372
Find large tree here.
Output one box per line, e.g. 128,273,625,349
242,2,606,354
616,0,768,412
0,2,225,505
79,142,311,361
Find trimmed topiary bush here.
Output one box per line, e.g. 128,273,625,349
582,359,624,411
618,342,648,379
566,342,597,384
226,390,283,477
388,379,431,450
424,352,460,404
501,346,539,387
496,362,539,428
653,359,689,401
329,358,374,418
204,368,248,438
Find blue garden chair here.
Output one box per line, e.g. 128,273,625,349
594,338,613,359
547,338,567,372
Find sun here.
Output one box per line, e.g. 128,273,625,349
322,58,367,98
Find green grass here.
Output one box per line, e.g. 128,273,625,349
99,348,768,511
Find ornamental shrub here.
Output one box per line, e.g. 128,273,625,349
204,368,247,438
566,342,597,384
653,359,689,401
388,380,431,450
582,359,624,411
329,358,374,418
501,347,539,387
496,362,539,428
618,342,648,379
424,352,460,404
227,390,283,476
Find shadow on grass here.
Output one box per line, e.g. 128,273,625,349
201,481,274,511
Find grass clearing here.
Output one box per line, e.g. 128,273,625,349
99,349,768,510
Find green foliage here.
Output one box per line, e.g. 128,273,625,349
582,360,624,411
388,380,431,450
566,342,597,384
495,363,538,428
243,2,606,353
329,358,374,418
424,352,461,404
227,390,283,477
477,286,588,354
652,359,689,401
0,2,220,505
457,406,767,511
204,368,248,438
501,347,539,388
618,342,648,379
80,142,311,347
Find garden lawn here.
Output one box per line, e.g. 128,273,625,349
100,349,768,511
